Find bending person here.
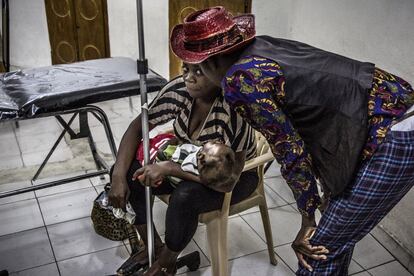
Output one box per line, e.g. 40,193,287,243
108,66,257,276
169,6,414,275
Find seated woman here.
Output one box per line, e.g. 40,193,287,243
108,63,258,276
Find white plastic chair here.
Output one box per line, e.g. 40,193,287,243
158,132,277,275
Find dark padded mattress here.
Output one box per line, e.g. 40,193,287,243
0,57,167,120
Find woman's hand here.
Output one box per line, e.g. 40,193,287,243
291,215,329,272
132,163,167,187
108,175,130,210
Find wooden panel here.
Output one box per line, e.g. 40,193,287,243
169,0,251,78
45,0,78,64
74,0,110,60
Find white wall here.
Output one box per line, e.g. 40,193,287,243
255,0,414,256
106,0,169,78
9,0,51,69
255,0,414,83
7,0,414,254
9,0,169,77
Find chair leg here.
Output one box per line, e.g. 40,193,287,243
259,203,278,265
206,216,229,276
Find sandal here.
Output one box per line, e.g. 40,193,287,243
117,248,148,275
117,245,165,275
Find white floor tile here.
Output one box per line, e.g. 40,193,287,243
0,198,43,236
10,263,59,276
352,272,370,276
229,250,294,275
21,146,73,167
242,205,301,246
89,173,110,187
264,161,282,178
0,137,20,156
353,234,395,270
367,260,412,276
13,117,62,137
239,184,287,216
48,217,123,261
274,243,298,272
16,131,69,154
153,200,168,235
349,260,365,275
90,125,114,143
0,180,35,205
38,187,97,225
58,245,129,276
0,228,54,273
181,266,211,276
264,177,296,204
0,122,15,138
0,154,23,170
35,177,92,197
177,240,210,274
110,121,131,141
95,141,113,155
370,225,414,272
94,184,106,194
193,216,267,261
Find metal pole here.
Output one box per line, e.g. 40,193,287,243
136,0,155,267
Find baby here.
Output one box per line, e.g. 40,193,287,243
135,134,236,193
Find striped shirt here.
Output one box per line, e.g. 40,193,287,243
148,77,256,160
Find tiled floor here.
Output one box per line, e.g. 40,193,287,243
0,96,412,276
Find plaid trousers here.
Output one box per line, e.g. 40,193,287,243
297,129,414,275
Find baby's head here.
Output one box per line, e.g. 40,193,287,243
196,141,236,192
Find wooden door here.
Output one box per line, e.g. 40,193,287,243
45,0,110,65
169,0,251,78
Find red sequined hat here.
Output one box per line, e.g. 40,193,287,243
170,6,255,64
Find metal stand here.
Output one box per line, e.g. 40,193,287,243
135,0,155,267
1,0,10,72
0,105,117,199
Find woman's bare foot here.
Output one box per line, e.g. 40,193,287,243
143,246,179,276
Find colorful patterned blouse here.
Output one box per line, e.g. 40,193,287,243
223,55,414,217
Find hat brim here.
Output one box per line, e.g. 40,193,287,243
170,14,255,64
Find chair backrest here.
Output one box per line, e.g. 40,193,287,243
199,131,274,222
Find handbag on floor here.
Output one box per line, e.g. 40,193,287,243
91,183,142,254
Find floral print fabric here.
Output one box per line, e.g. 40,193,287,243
222,55,414,216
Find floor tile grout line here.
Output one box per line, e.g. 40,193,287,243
229,247,296,274
364,258,412,275
33,183,96,199
238,214,296,274
0,182,95,207
369,231,413,273
0,214,92,238
0,185,95,208
34,192,62,276
189,237,211,266
0,195,35,207
11,121,25,167
264,181,295,205
239,202,294,216
56,243,125,264
0,224,46,239
11,261,57,275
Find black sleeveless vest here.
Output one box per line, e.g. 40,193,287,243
239,36,375,196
